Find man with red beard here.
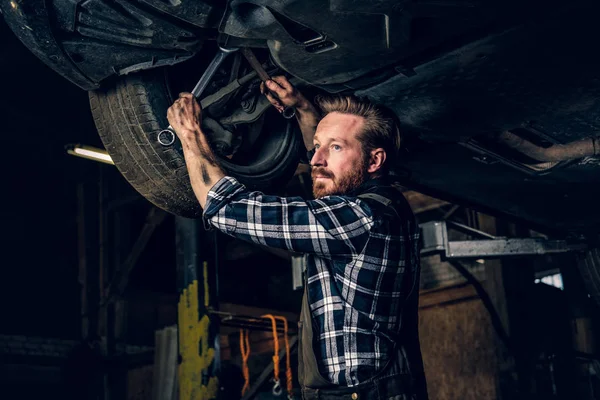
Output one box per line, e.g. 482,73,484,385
167,77,428,400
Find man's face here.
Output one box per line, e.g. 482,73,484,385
311,112,369,198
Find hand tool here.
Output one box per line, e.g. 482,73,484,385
158,46,238,146
241,47,296,119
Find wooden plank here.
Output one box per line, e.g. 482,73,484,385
478,214,510,335
76,182,89,339
419,283,479,309
403,190,449,214
218,303,298,336
218,303,299,362
219,303,298,321
419,296,498,400
77,177,100,340
106,207,168,300
220,334,297,361
152,326,178,400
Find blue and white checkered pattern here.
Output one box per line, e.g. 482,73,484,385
204,176,420,386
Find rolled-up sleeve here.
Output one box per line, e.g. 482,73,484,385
203,176,375,259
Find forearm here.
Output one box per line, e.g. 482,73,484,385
181,131,225,209
204,178,374,257
295,100,320,151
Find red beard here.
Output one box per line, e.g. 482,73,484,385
311,157,368,198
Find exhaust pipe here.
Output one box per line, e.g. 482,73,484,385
498,131,600,162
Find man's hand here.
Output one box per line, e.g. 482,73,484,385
167,92,203,146
166,92,225,209
261,76,320,151
260,76,310,112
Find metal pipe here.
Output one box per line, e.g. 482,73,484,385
498,131,600,162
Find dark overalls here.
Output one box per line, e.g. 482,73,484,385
297,182,429,400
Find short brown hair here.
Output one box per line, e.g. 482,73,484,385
314,94,401,175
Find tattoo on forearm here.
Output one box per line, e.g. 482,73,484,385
201,164,212,185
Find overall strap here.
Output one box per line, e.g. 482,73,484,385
357,193,402,220
357,192,393,207
298,280,336,389
358,190,429,400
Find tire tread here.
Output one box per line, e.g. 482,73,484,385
88,70,301,217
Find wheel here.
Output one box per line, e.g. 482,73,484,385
89,69,302,218
577,247,600,308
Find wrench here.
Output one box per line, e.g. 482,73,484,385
241,48,296,119
157,46,238,146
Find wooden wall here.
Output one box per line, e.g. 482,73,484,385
419,283,498,400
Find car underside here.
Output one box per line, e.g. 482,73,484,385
2,0,599,236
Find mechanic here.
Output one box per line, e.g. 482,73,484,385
167,76,428,400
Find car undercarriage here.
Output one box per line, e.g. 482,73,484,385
4,0,599,234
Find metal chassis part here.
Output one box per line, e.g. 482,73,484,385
420,221,587,259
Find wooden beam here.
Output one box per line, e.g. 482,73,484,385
77,181,100,339
105,207,168,301
402,190,449,214
419,283,479,309
218,303,298,327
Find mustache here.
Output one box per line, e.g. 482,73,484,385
311,167,335,179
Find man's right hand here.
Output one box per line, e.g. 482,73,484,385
260,76,310,113
260,75,321,151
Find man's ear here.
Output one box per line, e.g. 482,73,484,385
367,148,386,174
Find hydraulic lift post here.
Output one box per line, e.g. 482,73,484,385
175,217,220,400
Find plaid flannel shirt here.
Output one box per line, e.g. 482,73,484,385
203,176,420,386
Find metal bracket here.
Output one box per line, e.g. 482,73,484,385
420,221,587,259
291,254,306,291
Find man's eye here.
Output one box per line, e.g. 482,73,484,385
314,144,320,150
332,145,341,151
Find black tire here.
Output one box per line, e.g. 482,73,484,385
89,70,302,218
577,248,600,307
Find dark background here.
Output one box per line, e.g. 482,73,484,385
0,18,300,342
1,18,100,339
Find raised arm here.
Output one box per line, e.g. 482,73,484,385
261,76,320,151
166,93,374,258
203,176,374,259
167,93,225,209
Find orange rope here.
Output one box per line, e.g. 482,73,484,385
239,329,251,396
261,314,281,386
274,316,293,398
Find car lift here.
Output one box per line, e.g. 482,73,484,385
420,220,587,259
291,220,588,290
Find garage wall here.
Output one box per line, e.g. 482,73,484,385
419,284,498,400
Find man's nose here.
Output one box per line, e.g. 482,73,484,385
310,148,327,167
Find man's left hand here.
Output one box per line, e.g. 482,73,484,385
167,92,203,144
